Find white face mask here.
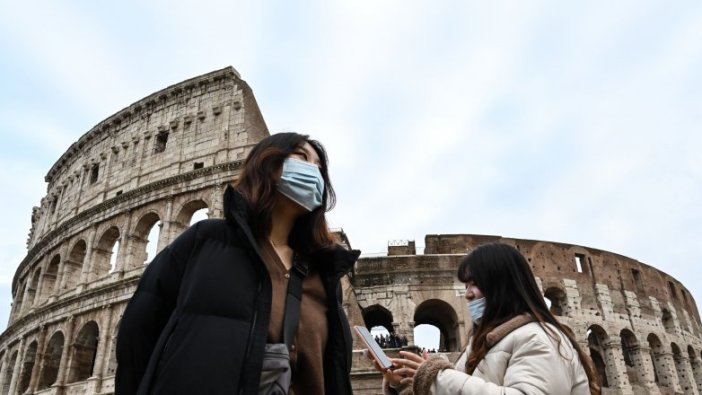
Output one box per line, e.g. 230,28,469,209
277,158,325,211
468,297,487,325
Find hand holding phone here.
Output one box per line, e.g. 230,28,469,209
353,326,393,369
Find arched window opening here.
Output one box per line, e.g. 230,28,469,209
41,255,60,301
190,208,209,226
64,240,87,290
671,343,693,393
174,200,209,238
39,331,65,389
68,321,99,383
92,227,120,280
589,350,609,388
131,213,161,267
620,329,641,386
414,324,441,352
414,299,460,352
109,240,120,273
362,305,393,334
544,287,568,316
587,325,610,388
662,309,676,335
18,341,38,393
2,351,18,394
26,268,41,308
647,334,668,387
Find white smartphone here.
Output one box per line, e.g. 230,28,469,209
353,325,393,369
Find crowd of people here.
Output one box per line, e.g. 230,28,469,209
374,333,409,349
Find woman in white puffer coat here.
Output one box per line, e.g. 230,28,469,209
375,243,601,395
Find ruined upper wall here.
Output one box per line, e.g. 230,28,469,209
27,67,268,250
421,233,701,327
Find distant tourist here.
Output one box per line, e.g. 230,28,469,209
372,243,601,395
116,133,360,394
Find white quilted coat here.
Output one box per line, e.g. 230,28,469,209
431,322,590,395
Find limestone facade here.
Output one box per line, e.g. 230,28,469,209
348,236,702,395
0,67,269,395
2,68,701,395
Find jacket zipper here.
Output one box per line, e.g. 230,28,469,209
239,275,262,395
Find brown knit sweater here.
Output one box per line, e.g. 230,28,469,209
259,240,328,395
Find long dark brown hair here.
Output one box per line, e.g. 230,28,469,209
234,132,336,254
458,243,601,395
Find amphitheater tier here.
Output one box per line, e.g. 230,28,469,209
349,235,702,395
0,67,269,395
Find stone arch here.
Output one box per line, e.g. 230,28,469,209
662,309,676,335
67,321,99,383
688,345,702,394
175,199,209,227
38,331,64,389
620,329,649,388
544,286,568,316
91,226,121,281
588,325,610,388
671,342,695,394
648,333,673,389
18,340,38,394
362,304,394,333
25,268,42,310
106,319,120,377
131,212,161,267
41,254,61,301
414,299,460,352
1,350,18,394
63,239,87,290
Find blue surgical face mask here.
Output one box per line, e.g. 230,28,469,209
278,158,325,212
468,297,487,326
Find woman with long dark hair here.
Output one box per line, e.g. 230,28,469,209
378,243,600,395
116,132,360,394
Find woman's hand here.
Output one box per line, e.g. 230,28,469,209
390,350,429,385
365,349,429,387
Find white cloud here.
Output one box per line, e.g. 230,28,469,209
0,1,702,331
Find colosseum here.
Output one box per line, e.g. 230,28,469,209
0,66,700,395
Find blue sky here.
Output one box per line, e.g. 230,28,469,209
0,1,701,348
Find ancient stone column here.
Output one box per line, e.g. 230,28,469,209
690,356,702,394
92,306,114,381
7,338,25,395
77,228,97,292
112,216,132,278
53,316,76,388
27,325,48,393
158,199,174,252
603,340,633,394
0,350,8,393
634,345,662,395
674,354,699,395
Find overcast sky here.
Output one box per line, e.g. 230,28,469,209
0,1,701,347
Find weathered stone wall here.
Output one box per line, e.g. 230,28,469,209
0,67,269,395
350,236,702,395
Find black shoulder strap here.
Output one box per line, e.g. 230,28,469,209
282,254,308,349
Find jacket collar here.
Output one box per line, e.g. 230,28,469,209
223,185,360,276
485,314,533,347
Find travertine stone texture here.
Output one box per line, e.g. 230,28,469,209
350,235,702,395
0,67,269,395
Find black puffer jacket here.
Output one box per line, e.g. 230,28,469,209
115,186,360,395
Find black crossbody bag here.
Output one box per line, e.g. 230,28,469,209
258,257,308,395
